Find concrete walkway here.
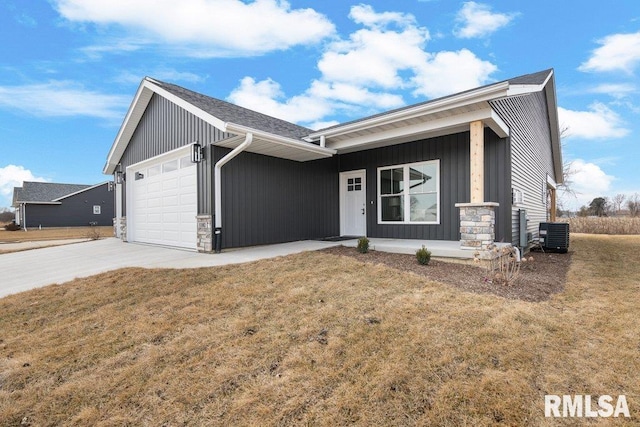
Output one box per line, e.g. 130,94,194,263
0,238,340,298
0,238,89,252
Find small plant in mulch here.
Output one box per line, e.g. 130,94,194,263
474,244,524,286
4,223,20,231
415,245,431,265
356,236,370,253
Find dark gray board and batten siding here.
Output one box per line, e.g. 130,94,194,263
23,184,114,227
491,91,556,244
118,94,230,213
338,128,512,243
213,148,340,249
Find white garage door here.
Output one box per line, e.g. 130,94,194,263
128,148,197,249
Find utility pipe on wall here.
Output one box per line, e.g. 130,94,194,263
213,132,253,253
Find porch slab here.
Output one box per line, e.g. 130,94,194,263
340,238,473,259
339,238,512,259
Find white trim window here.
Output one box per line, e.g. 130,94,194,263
378,160,440,224
93,205,101,215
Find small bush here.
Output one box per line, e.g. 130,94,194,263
356,237,369,254
86,227,102,241
4,223,20,231
416,245,431,265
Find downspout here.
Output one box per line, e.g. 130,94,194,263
213,132,253,253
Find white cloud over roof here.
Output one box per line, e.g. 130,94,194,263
53,0,335,57
228,4,497,126
0,165,47,207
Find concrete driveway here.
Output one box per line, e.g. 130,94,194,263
0,238,339,298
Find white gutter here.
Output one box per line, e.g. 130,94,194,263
213,132,253,252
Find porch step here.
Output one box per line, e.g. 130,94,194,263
340,238,477,259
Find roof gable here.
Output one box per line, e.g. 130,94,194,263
15,182,92,203
152,79,313,140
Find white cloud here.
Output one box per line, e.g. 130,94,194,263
589,83,636,98
227,77,334,125
579,31,640,73
0,81,129,119
454,2,518,39
0,165,48,208
411,49,497,98
227,4,497,125
560,159,615,210
318,5,430,89
54,0,335,57
115,69,206,85
558,103,629,139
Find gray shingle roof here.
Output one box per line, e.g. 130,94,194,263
151,79,315,141
507,69,553,85
15,182,91,203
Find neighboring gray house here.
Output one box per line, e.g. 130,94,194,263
12,181,115,228
103,69,562,253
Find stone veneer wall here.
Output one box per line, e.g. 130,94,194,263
119,217,127,242
455,203,499,250
197,215,213,252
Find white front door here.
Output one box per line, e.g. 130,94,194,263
340,170,366,236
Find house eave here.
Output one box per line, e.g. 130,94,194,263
218,123,336,162
324,104,510,154
308,81,510,142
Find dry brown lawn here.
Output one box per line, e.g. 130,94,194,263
0,234,638,426
0,226,113,243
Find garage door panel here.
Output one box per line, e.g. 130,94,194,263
163,195,179,207
128,150,197,250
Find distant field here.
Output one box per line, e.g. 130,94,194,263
0,226,113,242
559,216,640,235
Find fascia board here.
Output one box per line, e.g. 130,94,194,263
327,106,507,151
308,82,510,140
225,123,336,157
103,80,153,174
19,201,63,205
52,181,110,202
546,78,563,184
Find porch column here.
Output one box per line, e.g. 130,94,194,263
470,120,484,203
454,120,499,251
549,187,557,222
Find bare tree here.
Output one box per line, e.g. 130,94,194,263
628,193,640,217
612,194,626,215
556,126,577,211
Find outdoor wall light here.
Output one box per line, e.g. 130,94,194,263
191,142,203,163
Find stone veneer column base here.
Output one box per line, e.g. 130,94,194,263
119,217,127,242
197,215,213,253
454,202,499,250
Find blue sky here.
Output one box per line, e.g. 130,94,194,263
1,0,639,211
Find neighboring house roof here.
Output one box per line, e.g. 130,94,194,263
104,69,561,182
13,181,93,204
11,187,22,207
